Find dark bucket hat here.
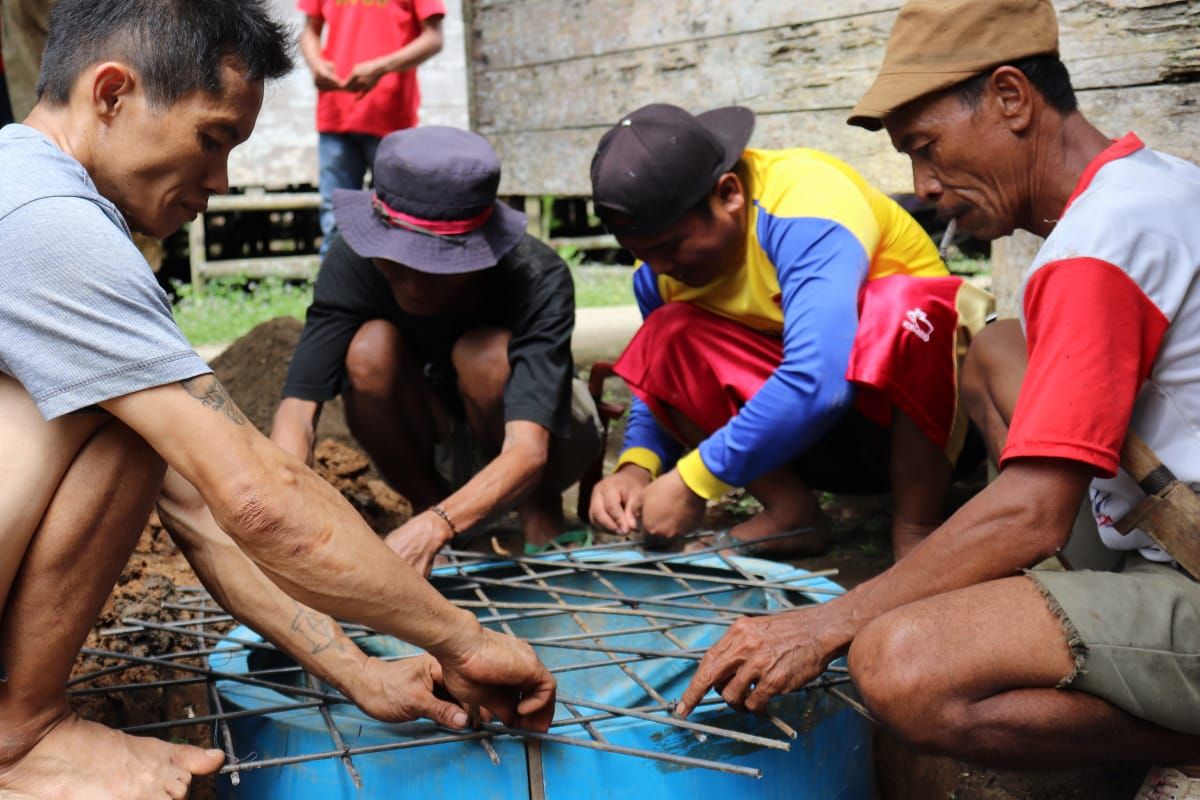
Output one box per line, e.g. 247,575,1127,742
332,126,527,274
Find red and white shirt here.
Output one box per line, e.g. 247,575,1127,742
1001,134,1200,561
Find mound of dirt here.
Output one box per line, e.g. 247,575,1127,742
313,438,411,533
209,316,411,533
209,316,351,445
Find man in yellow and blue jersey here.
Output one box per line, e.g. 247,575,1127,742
588,103,992,559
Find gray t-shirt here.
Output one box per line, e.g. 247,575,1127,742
0,124,210,420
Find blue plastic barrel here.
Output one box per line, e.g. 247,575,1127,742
211,552,872,798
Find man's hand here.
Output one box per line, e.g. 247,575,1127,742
343,59,388,94
589,464,652,534
350,655,472,728
640,468,706,547
308,58,343,91
437,627,557,732
384,510,453,577
676,608,833,717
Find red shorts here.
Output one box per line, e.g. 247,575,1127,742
614,275,985,456
612,302,780,442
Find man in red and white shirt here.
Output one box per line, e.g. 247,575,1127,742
298,0,445,254
677,0,1200,792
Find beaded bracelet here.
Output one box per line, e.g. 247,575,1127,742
429,504,460,538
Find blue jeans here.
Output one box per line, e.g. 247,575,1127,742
318,132,381,255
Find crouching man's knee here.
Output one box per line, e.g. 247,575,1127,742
451,327,511,402
849,612,970,753
345,319,406,398
960,319,1024,431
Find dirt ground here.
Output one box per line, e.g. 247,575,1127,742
72,317,1148,799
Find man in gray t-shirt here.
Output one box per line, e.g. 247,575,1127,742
0,3,554,798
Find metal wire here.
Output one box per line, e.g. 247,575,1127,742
83,543,860,790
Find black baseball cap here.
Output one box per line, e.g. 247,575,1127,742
590,104,755,237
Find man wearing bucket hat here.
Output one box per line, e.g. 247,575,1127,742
273,126,602,575
679,1,1200,792
587,102,992,560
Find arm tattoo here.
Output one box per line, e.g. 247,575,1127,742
290,603,345,655
180,375,247,425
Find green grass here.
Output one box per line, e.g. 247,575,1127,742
946,255,990,276
572,265,636,308
172,275,312,346
173,266,637,347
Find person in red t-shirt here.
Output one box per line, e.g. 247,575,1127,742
298,0,446,254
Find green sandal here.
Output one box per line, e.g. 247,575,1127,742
524,528,594,555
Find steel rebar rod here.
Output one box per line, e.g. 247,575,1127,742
694,551,874,724
80,647,344,704
108,617,282,652
447,525,798,563
187,611,240,789
486,722,764,779
563,702,607,744
439,557,842,596
534,548,720,741
826,686,874,722
440,571,762,615
69,639,262,689
532,638,702,661
452,599,737,626
449,555,606,749
70,642,252,686
650,558,799,740
120,677,854,736
220,723,763,779
208,682,242,787
123,698,326,734
308,672,363,789
499,559,698,744
69,661,310,697
506,553,842,589
555,693,788,751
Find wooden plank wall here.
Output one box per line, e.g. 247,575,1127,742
468,0,1199,197
467,0,1199,312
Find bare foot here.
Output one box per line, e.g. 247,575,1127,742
0,713,223,799
517,494,565,550
683,512,829,559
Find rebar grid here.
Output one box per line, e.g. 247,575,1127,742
73,539,864,791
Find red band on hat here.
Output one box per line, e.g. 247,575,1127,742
373,193,494,235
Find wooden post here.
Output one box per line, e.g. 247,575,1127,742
188,218,207,296
988,229,1043,318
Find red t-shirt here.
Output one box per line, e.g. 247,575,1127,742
298,0,446,138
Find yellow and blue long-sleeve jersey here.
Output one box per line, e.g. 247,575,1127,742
618,147,947,499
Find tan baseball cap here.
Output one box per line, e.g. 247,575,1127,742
848,0,1060,131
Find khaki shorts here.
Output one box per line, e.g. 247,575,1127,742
1028,556,1200,734
433,377,603,494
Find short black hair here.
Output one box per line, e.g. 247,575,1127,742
38,0,293,108
955,55,1078,115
